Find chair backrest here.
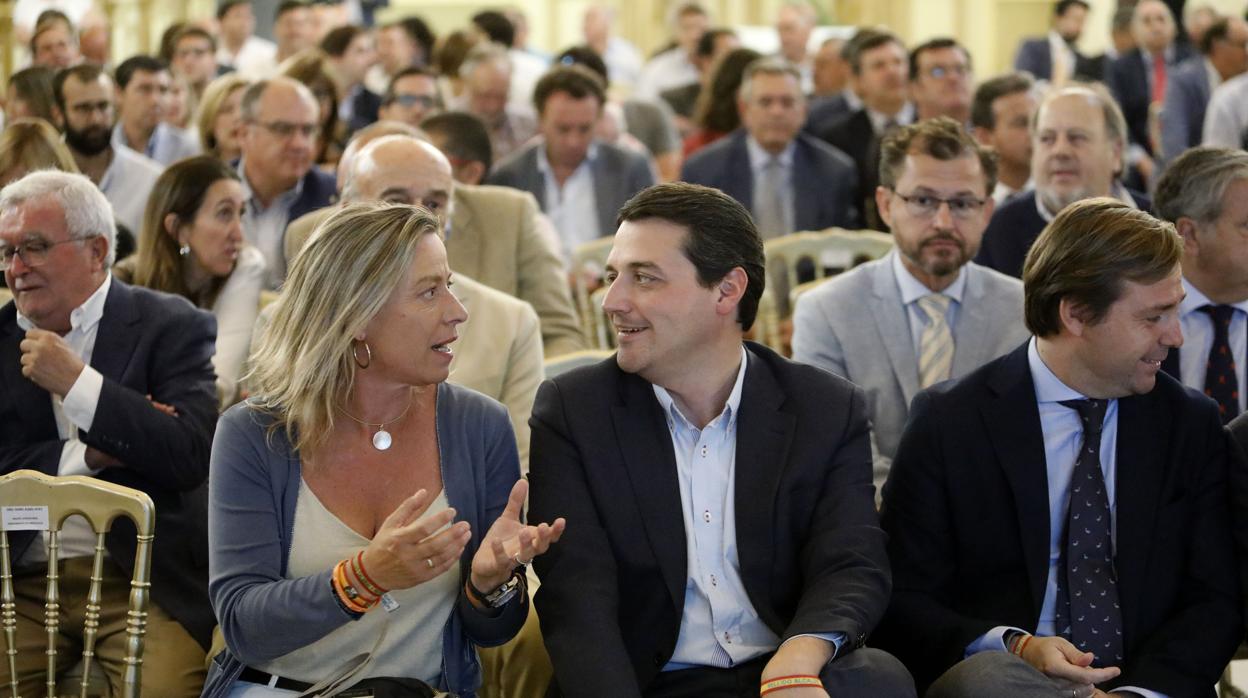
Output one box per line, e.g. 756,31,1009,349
756,229,894,350
0,288,12,307
544,349,615,378
0,470,155,698
570,236,616,348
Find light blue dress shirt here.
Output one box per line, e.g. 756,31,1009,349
745,137,796,237
1177,276,1248,413
964,338,1164,698
890,250,966,358
655,347,842,671
536,141,601,262
111,122,200,166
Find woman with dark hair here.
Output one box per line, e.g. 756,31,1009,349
279,48,342,167
115,155,264,407
684,47,762,157
4,65,57,124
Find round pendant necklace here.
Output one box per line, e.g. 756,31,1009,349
339,392,415,451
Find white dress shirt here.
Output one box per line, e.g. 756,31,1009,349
97,146,163,238
537,141,600,262
238,158,304,290
16,274,111,562
636,48,700,101
217,35,278,79
1177,276,1248,413
1203,70,1248,148
211,245,266,407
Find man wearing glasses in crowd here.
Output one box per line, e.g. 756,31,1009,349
235,76,336,290
377,66,442,128
793,117,1028,496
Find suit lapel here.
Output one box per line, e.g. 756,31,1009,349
951,266,994,376
724,134,754,211
446,189,483,280
981,345,1051,618
869,259,921,408
733,348,795,624
523,148,546,210
590,154,615,238
1112,392,1167,627
611,370,687,613
791,138,821,232
0,310,59,469
89,281,141,383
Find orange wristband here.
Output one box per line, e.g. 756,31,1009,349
760,675,823,696
1013,634,1032,657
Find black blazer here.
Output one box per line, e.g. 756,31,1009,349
975,189,1153,279
876,343,1242,695
0,281,219,648
819,109,884,230
528,342,890,697
1107,45,1195,154
680,130,861,231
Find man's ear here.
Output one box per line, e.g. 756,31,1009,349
1175,217,1201,258
715,267,748,317
1058,296,1094,337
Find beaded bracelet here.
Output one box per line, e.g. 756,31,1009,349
333,559,374,614
759,675,823,696
352,551,387,598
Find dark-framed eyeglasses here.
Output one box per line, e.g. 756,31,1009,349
387,94,437,109
889,189,987,219
0,236,99,271
252,120,320,139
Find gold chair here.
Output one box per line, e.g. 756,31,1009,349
570,237,616,349
0,289,12,306
0,470,156,698
1220,646,1248,697
544,349,615,378
757,229,894,349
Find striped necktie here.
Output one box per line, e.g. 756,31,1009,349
917,294,953,388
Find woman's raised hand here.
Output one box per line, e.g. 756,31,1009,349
360,489,471,591
470,479,567,592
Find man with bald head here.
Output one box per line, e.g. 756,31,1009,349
976,83,1150,278
284,122,584,357
237,76,336,289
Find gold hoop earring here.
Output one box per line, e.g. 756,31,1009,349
351,339,372,369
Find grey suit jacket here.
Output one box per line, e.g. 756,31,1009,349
485,140,655,238
1160,56,1213,164
791,253,1029,489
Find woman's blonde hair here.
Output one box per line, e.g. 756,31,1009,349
246,202,441,452
196,73,250,156
0,118,79,183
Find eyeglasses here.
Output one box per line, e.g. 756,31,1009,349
252,120,320,139
387,94,437,109
890,190,987,219
0,236,97,271
923,64,970,79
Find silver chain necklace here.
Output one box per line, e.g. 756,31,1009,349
338,392,415,451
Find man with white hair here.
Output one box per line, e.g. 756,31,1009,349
775,1,817,93
583,5,642,89
0,170,218,696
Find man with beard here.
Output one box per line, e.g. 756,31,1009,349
51,64,162,249
976,83,1150,279
793,118,1028,496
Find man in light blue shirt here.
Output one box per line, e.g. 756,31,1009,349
530,182,913,698
111,55,200,166
877,197,1241,696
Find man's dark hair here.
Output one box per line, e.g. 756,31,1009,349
275,0,309,22
695,27,736,59
908,37,972,81
421,110,493,172
1111,7,1135,32
555,45,609,83
174,25,218,54
971,72,1034,130
383,66,437,103
616,182,766,331
52,63,108,112
114,55,167,90
845,28,905,75
159,22,185,62
382,17,436,66
1199,17,1233,55
533,65,606,115
34,9,71,30
1055,0,1090,18
217,0,251,21
320,24,364,57
472,11,515,47
879,116,998,195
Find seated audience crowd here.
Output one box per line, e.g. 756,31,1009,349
5,1,1248,696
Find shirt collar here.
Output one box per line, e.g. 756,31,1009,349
866,102,914,135
1035,182,1139,222
1205,58,1224,91
17,273,112,334
889,248,967,306
652,345,749,432
238,157,305,212
1179,275,1248,317
536,139,600,176
745,136,795,172
1027,335,1092,404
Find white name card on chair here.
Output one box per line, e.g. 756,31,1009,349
2,505,50,531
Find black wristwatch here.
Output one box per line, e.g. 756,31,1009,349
468,569,524,608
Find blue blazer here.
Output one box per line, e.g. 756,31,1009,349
0,280,219,648
680,129,861,231
1159,56,1213,164
1108,45,1195,154
1014,38,1054,80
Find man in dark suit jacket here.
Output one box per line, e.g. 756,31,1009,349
486,65,654,254
0,171,218,697
878,198,1241,697
1013,0,1092,82
683,57,859,235
977,83,1151,278
1106,0,1194,164
1159,17,1248,164
529,182,913,698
